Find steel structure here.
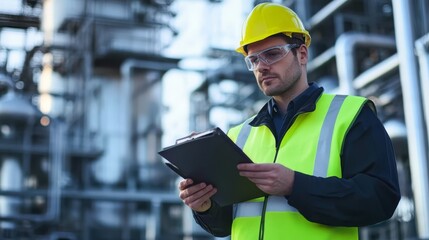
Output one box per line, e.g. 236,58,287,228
0,0,428,239
191,0,429,239
0,0,186,239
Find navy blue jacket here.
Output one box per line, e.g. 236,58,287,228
193,83,401,237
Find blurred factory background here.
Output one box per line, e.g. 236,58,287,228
0,0,428,239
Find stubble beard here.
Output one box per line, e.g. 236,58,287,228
260,61,302,97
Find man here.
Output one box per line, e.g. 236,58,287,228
178,3,400,240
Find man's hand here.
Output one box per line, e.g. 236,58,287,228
178,179,217,212
237,163,295,196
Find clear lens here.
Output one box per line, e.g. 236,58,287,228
244,57,256,70
244,44,299,71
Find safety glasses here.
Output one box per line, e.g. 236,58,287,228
244,44,300,71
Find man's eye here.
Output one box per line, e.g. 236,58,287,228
249,57,259,64
264,49,283,58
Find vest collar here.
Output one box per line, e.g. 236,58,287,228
250,82,324,127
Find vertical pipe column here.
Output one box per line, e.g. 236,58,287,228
46,119,64,221
120,60,135,190
0,158,22,228
145,200,161,240
392,0,429,238
415,33,429,157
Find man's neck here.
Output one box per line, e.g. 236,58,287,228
273,83,309,114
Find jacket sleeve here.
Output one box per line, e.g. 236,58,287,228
192,203,233,237
287,104,401,226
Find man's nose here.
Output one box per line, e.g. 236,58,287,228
255,59,270,71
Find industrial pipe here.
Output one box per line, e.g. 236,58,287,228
306,0,351,30
335,32,396,94
353,53,399,89
392,0,429,238
307,47,335,73
415,33,429,158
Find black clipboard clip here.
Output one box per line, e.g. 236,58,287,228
175,129,215,144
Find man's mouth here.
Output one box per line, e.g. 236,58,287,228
260,75,277,85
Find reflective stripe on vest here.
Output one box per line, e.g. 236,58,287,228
235,117,254,149
234,196,297,218
237,95,348,175
234,95,349,218
313,95,346,177
229,94,365,240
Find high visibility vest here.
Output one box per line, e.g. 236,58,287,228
227,94,368,240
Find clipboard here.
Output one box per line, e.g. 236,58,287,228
158,127,265,207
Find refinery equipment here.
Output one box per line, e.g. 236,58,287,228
0,0,428,239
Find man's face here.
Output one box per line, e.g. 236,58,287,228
247,36,304,98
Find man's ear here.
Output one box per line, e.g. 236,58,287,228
297,45,308,65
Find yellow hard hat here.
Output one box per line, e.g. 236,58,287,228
236,3,311,56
